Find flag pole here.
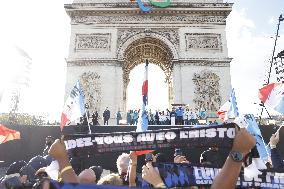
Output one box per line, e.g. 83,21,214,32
145,59,149,105
259,14,283,122
84,104,92,134
275,124,283,135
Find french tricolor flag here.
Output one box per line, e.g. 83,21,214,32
217,88,239,120
135,60,154,156
136,60,149,132
259,83,284,114
60,80,86,131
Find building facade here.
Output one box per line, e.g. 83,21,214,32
64,0,233,123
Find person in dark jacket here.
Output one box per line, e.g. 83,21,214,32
92,111,99,126
270,131,284,172
126,110,131,125
170,108,176,125
103,107,110,125
116,110,122,125
42,136,54,156
200,147,226,168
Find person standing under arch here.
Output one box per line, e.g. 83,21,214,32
103,107,110,125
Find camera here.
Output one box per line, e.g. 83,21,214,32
36,172,48,180
145,153,153,162
174,148,183,156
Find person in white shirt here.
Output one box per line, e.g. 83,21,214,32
183,108,189,125
188,109,198,125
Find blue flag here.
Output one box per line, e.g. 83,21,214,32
244,114,270,161
228,88,239,118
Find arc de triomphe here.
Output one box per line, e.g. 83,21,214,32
64,0,233,122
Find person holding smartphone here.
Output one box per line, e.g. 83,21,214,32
174,149,190,164
142,154,165,188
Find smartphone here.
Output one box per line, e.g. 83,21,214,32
36,172,48,180
145,153,153,162
174,148,183,156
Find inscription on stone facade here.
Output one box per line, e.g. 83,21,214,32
192,71,221,111
185,33,221,51
75,33,111,50
80,72,102,114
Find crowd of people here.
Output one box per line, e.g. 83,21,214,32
0,123,283,189
126,107,202,125
79,107,216,126
126,107,215,126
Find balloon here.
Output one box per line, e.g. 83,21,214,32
149,0,171,8
136,0,152,12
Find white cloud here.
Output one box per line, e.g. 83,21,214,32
226,9,284,117
269,16,276,25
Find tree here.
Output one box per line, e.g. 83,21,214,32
0,113,46,126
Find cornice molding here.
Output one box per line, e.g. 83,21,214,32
177,58,232,67
66,58,232,67
65,2,233,9
66,58,120,67
65,3,233,17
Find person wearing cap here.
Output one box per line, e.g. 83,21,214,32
89,166,103,182
28,156,48,172
5,161,27,176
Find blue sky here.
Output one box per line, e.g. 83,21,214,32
231,0,284,35
0,0,283,120
225,0,284,117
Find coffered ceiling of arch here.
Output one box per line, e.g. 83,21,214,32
118,29,179,51
123,37,173,78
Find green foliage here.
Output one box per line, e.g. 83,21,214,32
0,113,46,126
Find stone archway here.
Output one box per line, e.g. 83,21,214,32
65,1,234,123
120,37,176,111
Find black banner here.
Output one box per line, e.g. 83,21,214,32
64,124,235,157
156,163,284,189
47,163,284,189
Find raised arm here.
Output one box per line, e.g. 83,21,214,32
270,132,284,171
48,139,78,183
211,128,256,189
142,162,165,188
128,151,137,187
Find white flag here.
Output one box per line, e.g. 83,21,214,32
60,81,85,131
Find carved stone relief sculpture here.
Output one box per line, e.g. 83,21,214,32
185,33,221,51
192,71,221,111
75,33,111,50
71,15,227,25
79,72,102,114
